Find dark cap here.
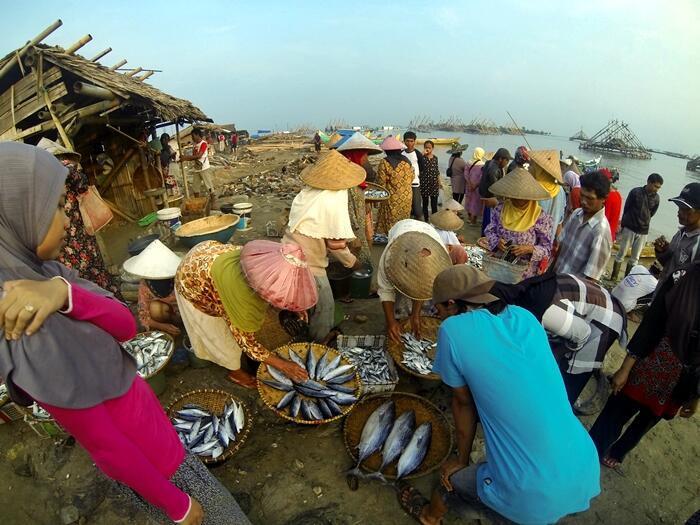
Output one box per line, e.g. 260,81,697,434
494,147,513,160
669,182,700,210
432,265,499,305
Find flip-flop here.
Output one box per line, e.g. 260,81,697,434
225,373,257,390
601,456,625,477
396,481,431,524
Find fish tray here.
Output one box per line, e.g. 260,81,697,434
387,317,442,381
165,389,252,465
343,392,453,480
337,335,399,396
363,182,390,202
257,342,361,425
480,253,528,284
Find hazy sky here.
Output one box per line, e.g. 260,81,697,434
2,1,698,152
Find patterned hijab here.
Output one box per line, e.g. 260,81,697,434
0,142,135,408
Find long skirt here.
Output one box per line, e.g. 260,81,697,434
309,273,335,341
175,289,244,370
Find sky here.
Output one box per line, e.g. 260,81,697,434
1,1,699,152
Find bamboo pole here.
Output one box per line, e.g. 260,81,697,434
0,19,62,82
102,197,137,222
74,81,115,100
175,122,189,198
136,71,154,82
89,47,112,62
124,67,143,77
64,34,93,55
98,147,136,192
106,124,144,146
109,59,127,71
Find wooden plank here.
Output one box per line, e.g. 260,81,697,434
0,81,66,136
0,66,61,116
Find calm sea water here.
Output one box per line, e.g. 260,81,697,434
422,131,700,238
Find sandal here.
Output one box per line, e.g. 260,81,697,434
396,481,431,524
225,371,257,390
601,456,625,477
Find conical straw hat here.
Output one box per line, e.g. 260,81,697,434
336,132,383,155
36,137,81,161
430,210,464,231
529,149,563,182
327,132,344,149
488,167,549,201
442,198,464,212
385,231,452,301
483,151,496,161
240,240,318,311
380,136,405,151
122,239,182,279
300,150,366,190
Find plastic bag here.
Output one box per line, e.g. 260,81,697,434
78,185,113,235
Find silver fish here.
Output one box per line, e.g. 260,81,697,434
266,365,293,386
368,411,416,482
347,401,395,478
288,348,307,369
306,346,319,380
315,350,331,380
316,398,333,419
396,422,432,480
326,372,356,385
262,379,294,391
277,390,297,410
330,391,358,405
325,397,343,416
322,363,355,381
305,399,323,420
294,384,337,398
233,402,245,433
290,395,302,418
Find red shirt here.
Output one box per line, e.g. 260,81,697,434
605,190,622,241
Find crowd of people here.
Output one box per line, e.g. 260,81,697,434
0,132,698,524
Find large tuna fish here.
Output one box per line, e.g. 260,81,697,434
347,401,395,478
396,422,432,480
367,410,416,482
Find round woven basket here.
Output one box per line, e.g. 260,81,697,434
124,331,175,379
343,392,453,480
363,182,390,202
257,342,361,425
387,317,442,381
165,389,252,465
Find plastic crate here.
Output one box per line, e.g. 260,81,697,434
337,335,398,395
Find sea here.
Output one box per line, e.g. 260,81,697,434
421,131,700,239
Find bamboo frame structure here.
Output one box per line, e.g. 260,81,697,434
579,120,651,160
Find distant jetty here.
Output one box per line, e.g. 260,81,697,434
569,128,589,141
406,115,550,136
580,120,651,160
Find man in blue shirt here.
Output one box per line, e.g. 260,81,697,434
399,265,600,524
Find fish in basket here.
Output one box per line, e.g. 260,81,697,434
122,331,174,378
257,342,361,424
166,389,252,465
343,393,453,488
387,317,442,381
363,182,390,201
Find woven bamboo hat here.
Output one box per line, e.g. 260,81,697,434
327,132,344,149
529,149,563,182
446,143,468,154
385,232,452,301
336,132,383,155
380,136,406,151
36,137,81,162
488,167,549,201
430,210,464,231
123,239,182,279
300,150,366,190
483,151,496,161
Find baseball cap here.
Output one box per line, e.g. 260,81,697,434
669,182,700,210
432,265,499,305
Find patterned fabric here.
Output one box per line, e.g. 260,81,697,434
623,337,684,418
58,162,122,299
347,186,372,266
463,161,484,218
175,241,270,362
420,155,440,198
554,207,612,280
114,454,252,524
485,204,554,278
376,158,413,234
137,282,179,330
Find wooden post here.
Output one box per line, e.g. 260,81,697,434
136,71,155,82
109,59,127,71
175,121,189,199
36,54,73,149
65,34,93,55
125,67,143,77
0,19,62,83
89,47,112,62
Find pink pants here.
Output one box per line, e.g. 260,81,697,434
41,376,189,521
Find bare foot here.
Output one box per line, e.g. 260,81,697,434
226,369,257,389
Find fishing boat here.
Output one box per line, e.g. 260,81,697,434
414,137,460,146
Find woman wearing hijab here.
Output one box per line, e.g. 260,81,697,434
563,167,582,215
0,142,250,525
336,132,384,266
529,150,567,241
36,138,122,299
589,263,700,473
376,136,414,234
463,147,486,225
175,239,318,389
484,167,554,278
446,143,467,203
282,151,364,341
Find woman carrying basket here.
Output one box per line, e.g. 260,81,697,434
0,142,250,524
484,167,554,279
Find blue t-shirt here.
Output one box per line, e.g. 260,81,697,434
433,306,600,525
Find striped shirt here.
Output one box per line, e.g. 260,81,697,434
554,207,612,280
544,274,627,374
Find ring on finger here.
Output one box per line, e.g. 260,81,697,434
24,304,36,313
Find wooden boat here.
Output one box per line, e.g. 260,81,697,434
414,137,460,146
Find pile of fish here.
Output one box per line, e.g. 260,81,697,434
372,233,389,244
0,382,7,401
340,346,395,385
465,245,485,270
364,188,389,200
261,346,359,422
123,331,173,378
30,403,52,420
171,402,245,460
348,400,432,483
400,333,436,375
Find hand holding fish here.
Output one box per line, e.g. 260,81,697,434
409,314,422,341
0,278,68,340
440,456,467,492
266,355,308,383
387,319,402,344
179,497,204,525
